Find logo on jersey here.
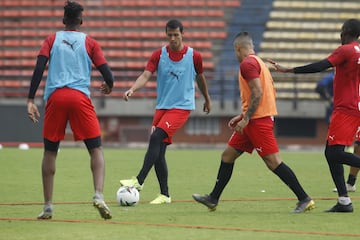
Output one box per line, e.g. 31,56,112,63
165,121,171,128
354,45,360,53
328,135,335,141
255,147,263,153
62,40,77,50
170,71,179,81
355,127,360,139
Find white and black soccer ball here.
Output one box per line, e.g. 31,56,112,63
116,186,140,206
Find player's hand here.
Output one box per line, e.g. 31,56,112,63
228,114,250,134
27,100,40,123
203,99,211,114
123,89,133,101
228,114,243,129
266,59,291,73
100,82,112,94
234,117,249,134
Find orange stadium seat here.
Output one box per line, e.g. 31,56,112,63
1,0,20,7
0,50,36,59
2,10,21,17
100,40,212,50
115,0,153,7
2,39,43,48
102,0,239,8
20,0,63,7
100,40,144,49
2,70,35,78
11,59,37,68
215,0,240,7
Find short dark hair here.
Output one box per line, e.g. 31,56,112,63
233,31,252,41
165,19,183,33
63,1,83,26
233,31,253,48
342,19,360,38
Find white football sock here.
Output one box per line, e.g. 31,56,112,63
338,196,351,205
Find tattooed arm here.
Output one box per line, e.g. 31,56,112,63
233,77,262,134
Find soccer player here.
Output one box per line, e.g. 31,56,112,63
192,32,315,213
316,73,360,192
269,18,360,212
119,19,211,204
27,1,114,219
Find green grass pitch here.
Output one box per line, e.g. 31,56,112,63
1,147,360,239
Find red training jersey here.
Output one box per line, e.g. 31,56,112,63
145,45,203,74
327,41,360,117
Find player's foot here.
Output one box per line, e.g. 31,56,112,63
37,205,53,220
332,183,356,192
150,194,171,204
325,202,353,213
192,194,218,211
93,195,112,220
292,197,315,213
119,176,143,191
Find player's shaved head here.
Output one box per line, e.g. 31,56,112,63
233,31,254,49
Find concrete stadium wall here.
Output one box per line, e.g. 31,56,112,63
0,98,329,147
0,104,43,143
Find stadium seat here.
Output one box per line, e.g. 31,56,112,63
273,1,360,10
266,21,342,31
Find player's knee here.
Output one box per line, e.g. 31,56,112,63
149,128,167,144
221,147,240,163
325,144,346,163
44,138,60,152
84,136,102,151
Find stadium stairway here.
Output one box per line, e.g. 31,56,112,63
210,0,274,101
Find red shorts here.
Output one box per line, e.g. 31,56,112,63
228,116,279,157
43,88,101,142
355,126,360,143
152,109,191,144
327,111,360,146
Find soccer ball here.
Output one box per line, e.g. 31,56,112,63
116,186,140,206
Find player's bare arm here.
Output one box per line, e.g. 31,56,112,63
195,73,211,114
235,78,262,134
124,70,152,101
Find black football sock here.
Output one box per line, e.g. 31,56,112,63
325,144,347,196
154,142,169,197
347,174,357,186
210,160,234,201
273,162,308,201
137,128,168,184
